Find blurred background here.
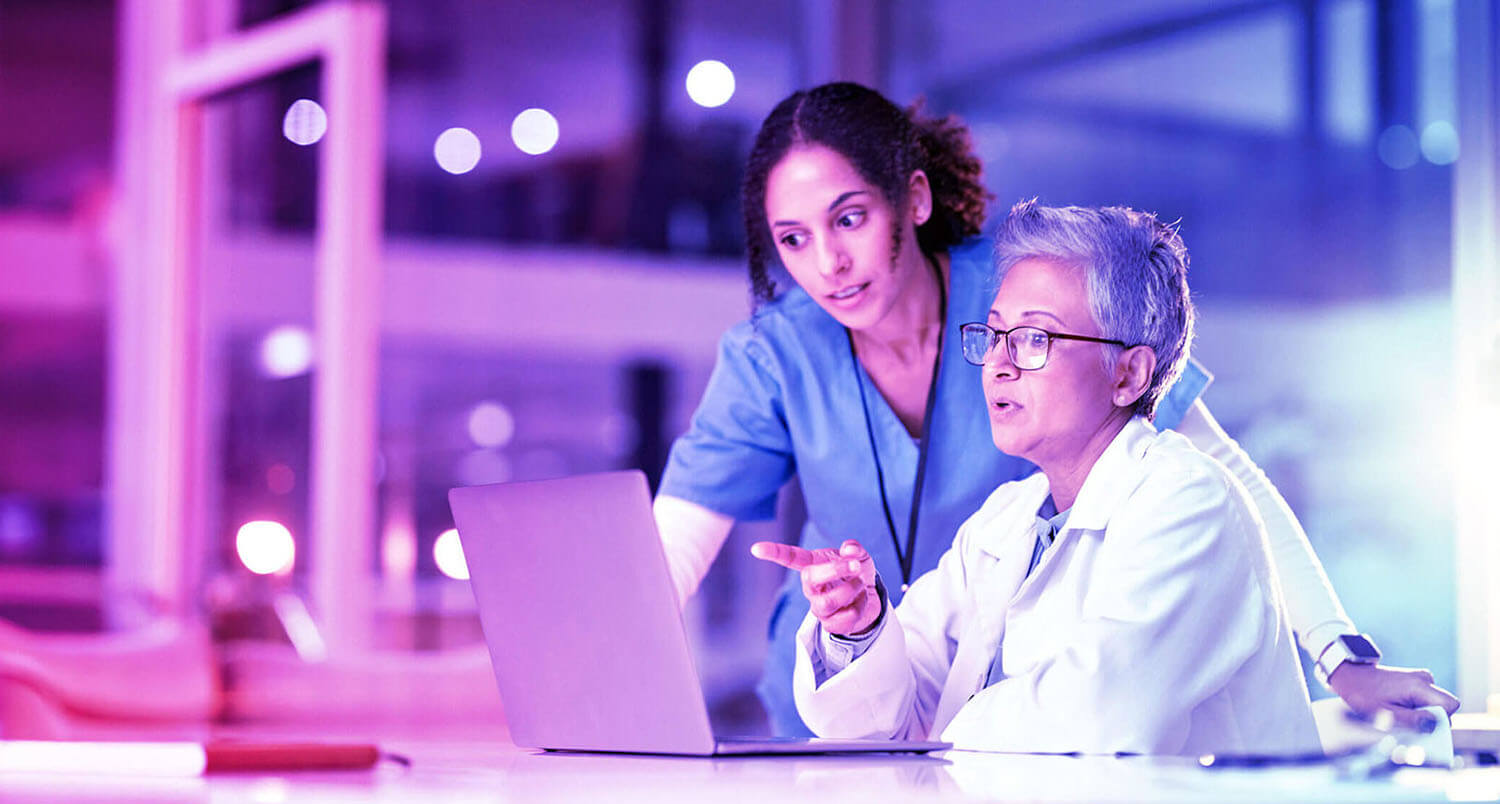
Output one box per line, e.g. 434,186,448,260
1,0,1497,739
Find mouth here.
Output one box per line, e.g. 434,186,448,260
989,399,1019,414
827,283,869,302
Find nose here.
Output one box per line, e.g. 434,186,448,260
816,237,850,279
985,338,1019,382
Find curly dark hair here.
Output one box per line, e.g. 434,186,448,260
741,82,992,305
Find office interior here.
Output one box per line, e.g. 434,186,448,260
1,0,1499,796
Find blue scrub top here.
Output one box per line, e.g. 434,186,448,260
659,237,1211,736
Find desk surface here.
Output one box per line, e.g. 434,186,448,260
0,739,1496,804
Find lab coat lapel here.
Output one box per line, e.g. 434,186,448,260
972,475,1050,605
930,476,1048,734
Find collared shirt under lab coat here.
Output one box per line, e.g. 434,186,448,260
793,417,1320,756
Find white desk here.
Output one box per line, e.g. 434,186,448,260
0,740,1496,803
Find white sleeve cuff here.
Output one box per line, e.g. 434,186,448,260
813,577,889,683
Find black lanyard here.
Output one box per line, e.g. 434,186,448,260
847,254,946,591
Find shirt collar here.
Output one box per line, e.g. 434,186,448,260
1037,495,1071,534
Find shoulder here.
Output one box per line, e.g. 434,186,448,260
724,286,846,370
943,237,999,322
1134,428,1251,516
734,286,829,343
1143,428,1229,479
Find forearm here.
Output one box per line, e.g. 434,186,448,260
1174,399,1354,657
653,494,735,606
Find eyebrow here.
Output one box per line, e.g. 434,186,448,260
987,308,1068,328
771,190,869,227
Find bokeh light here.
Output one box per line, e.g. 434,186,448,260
510,108,559,155
433,528,469,580
259,325,313,378
598,411,639,458
457,449,513,487
265,463,295,495
1377,125,1420,170
434,127,483,174
282,99,327,146
685,60,735,108
236,520,295,575
467,401,516,448
1420,121,1460,165
381,521,417,579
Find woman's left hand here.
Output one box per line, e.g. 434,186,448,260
1328,662,1461,729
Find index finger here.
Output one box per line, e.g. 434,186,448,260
750,542,816,570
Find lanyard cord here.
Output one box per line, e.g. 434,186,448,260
847,253,947,590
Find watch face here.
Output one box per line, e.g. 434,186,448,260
1342,634,1380,661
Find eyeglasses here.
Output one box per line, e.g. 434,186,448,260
959,322,1128,370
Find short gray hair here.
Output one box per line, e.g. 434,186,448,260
991,199,1196,420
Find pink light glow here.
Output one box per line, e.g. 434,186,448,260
433,528,469,580
236,520,296,575
382,521,417,579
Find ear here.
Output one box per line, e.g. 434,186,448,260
908,169,933,226
1111,345,1157,410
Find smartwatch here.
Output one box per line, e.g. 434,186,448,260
1314,633,1381,685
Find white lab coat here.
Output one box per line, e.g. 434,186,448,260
793,417,1319,756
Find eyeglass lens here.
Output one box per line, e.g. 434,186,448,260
961,324,1050,370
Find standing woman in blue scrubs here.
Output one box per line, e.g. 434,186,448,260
654,82,1458,737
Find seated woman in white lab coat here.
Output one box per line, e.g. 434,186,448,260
752,200,1320,756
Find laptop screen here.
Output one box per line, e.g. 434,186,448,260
451,471,718,754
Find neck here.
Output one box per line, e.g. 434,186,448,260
1036,410,1134,511
851,249,946,365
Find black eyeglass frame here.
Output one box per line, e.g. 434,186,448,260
959,321,1130,369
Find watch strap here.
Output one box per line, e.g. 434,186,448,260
1314,633,1381,685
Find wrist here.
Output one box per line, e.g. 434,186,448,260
834,575,887,638
1315,633,1382,688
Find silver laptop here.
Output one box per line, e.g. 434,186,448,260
449,470,949,756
